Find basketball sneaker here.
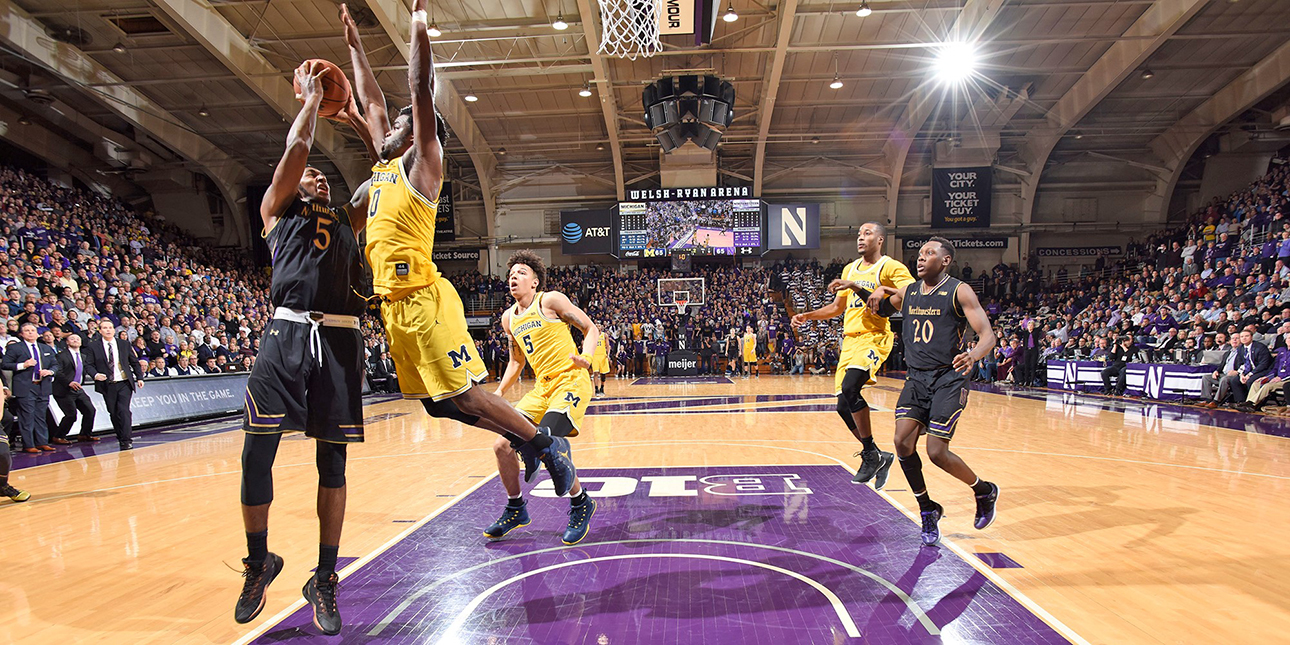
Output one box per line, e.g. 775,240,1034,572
562,496,597,546
2,484,30,502
234,552,283,624
483,501,531,539
540,436,577,497
303,571,342,635
852,449,895,488
920,502,944,546
974,482,1000,530
519,427,550,483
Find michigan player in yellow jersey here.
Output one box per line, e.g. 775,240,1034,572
792,222,915,489
486,251,599,545
340,1,578,504
590,333,610,397
742,325,759,377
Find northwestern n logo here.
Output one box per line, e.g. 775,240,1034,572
780,207,807,247
447,344,472,369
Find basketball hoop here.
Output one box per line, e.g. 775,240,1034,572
596,0,661,60
675,296,689,315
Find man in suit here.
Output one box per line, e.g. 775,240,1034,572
0,322,58,453
52,333,98,444
174,355,197,376
85,318,145,450
1100,335,1135,396
1232,329,1273,407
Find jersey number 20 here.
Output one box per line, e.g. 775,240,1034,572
909,319,935,344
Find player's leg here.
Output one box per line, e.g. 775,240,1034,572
0,435,30,502
238,431,286,622
840,368,895,488
235,321,302,623
893,375,943,546
538,383,596,544
484,395,542,539
305,439,348,635
924,371,998,530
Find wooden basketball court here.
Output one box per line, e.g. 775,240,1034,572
2,375,1286,643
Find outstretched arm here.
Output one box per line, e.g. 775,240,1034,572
340,178,373,235
406,0,444,198
494,313,527,396
262,62,325,230
340,3,390,159
545,291,600,369
953,283,997,374
791,292,845,328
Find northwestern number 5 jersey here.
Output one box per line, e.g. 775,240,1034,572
266,198,365,316
366,155,442,301
839,256,915,336
902,275,968,370
508,292,578,376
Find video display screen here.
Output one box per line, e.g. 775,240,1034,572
617,199,762,258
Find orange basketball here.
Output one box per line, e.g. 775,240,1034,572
293,59,351,118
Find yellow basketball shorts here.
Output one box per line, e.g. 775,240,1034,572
743,348,758,363
591,353,610,374
516,369,593,437
835,332,893,394
381,277,487,401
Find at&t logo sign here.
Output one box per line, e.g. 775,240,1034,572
563,222,610,245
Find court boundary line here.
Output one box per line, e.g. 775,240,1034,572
229,473,497,645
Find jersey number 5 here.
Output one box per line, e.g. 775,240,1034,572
314,216,334,251
522,334,534,354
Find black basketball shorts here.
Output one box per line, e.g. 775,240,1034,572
895,366,970,441
243,318,365,443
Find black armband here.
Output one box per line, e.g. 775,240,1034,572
875,297,899,317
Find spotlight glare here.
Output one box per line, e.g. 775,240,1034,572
829,75,844,89
579,83,593,97
464,92,478,102
933,42,978,84
427,22,442,38
856,1,872,17
552,13,569,30
723,4,738,22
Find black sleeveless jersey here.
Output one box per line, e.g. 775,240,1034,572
266,198,365,316
902,275,967,370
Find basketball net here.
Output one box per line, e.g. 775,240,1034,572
597,0,661,60
675,297,689,315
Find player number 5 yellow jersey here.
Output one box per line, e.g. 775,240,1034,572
508,293,578,376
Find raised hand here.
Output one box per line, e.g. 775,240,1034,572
294,61,323,104
339,4,361,49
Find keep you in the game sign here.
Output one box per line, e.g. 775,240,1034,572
931,166,992,229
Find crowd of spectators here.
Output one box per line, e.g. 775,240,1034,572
0,165,279,378
973,158,1290,412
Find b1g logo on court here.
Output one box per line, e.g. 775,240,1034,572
532,473,812,498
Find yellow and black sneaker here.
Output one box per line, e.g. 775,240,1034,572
2,484,30,503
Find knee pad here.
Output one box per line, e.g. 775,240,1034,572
316,441,347,489
538,411,575,438
839,369,870,413
240,433,282,506
421,397,481,426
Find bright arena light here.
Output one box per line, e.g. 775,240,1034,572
933,42,979,84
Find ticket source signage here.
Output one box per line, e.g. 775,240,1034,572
931,167,991,229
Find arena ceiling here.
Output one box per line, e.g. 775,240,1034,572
2,0,1290,226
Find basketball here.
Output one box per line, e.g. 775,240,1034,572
292,58,350,118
